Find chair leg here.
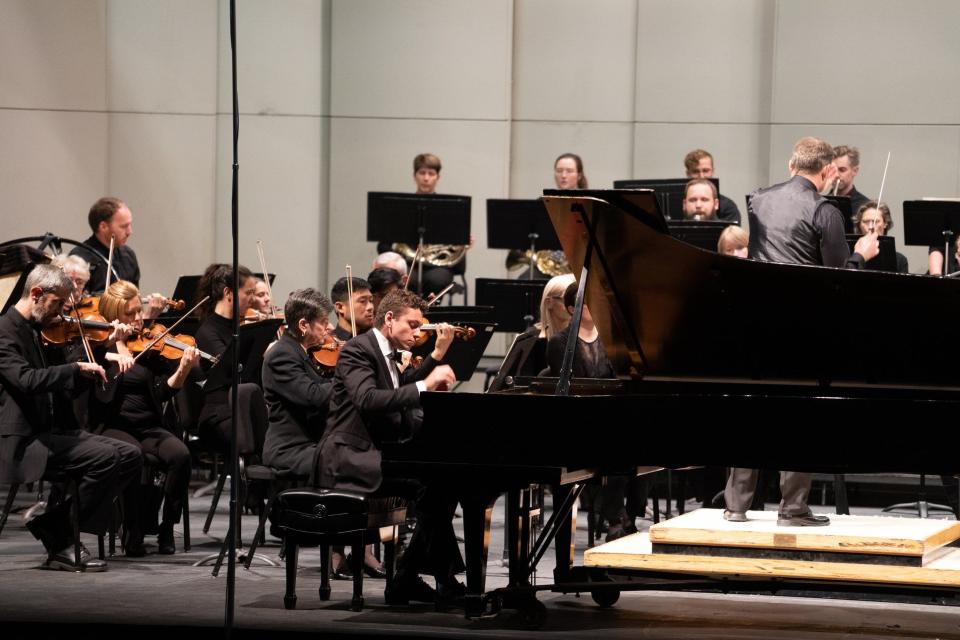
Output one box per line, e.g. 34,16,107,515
69,478,82,570
383,526,397,586
833,474,850,515
283,538,298,610
182,487,191,552
351,538,365,612
319,543,331,601
203,471,227,534
0,483,20,538
244,488,274,570
651,484,660,524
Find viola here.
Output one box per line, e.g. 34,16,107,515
41,313,114,346
125,323,219,364
75,295,184,313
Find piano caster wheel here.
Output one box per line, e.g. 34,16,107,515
517,600,547,630
591,588,620,608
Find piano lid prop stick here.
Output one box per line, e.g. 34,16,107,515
425,282,455,308
346,265,357,338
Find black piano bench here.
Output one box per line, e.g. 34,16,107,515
268,489,406,612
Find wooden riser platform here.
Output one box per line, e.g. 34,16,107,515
585,508,960,588
647,508,960,566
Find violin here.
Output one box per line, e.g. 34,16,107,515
41,313,114,346
308,336,343,376
75,295,185,313
125,324,219,364
412,320,476,348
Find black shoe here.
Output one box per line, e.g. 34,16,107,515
777,513,830,527
384,575,436,606
48,544,107,572
435,577,466,610
123,530,147,558
331,553,352,580
363,560,387,579
157,524,175,555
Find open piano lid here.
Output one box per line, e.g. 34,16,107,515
542,189,960,390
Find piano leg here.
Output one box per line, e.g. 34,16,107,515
552,484,578,583
460,491,498,618
505,487,536,588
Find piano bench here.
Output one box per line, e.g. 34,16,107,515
268,489,406,612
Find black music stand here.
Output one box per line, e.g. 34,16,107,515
486,199,562,280
845,235,897,272
614,177,719,220
421,305,496,324
410,322,495,382
475,278,546,333
903,200,960,277
366,192,471,295
667,220,729,252
202,318,283,390
824,195,854,233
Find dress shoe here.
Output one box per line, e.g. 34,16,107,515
47,543,107,572
157,523,176,555
723,510,748,522
778,513,830,527
363,560,387,579
331,552,352,580
384,575,436,606
435,577,466,610
123,529,147,558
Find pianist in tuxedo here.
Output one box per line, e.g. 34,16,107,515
853,201,908,273
684,149,741,224
315,288,464,605
682,179,720,221
728,137,879,527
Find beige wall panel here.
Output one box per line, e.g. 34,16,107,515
216,0,326,117
107,0,218,114
773,0,960,124
510,121,635,198
0,0,106,110
328,117,510,296
769,125,960,273
513,0,636,122
330,0,512,120
634,0,774,123
213,115,324,303
631,123,771,226
108,114,217,296
0,109,107,241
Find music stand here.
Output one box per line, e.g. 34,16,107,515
845,235,897,272
410,322,494,382
486,199,562,280
421,305,496,324
614,177,719,220
475,278,546,333
667,220,729,252
903,200,960,277
824,195,854,233
487,330,542,392
366,192,471,294
202,318,283,390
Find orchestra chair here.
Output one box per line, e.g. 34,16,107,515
0,436,47,539
882,473,953,519
139,450,191,552
269,489,406,612
241,465,309,569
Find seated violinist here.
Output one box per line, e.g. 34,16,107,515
194,263,265,450
367,267,404,315
330,276,375,343
247,278,273,319
93,281,197,556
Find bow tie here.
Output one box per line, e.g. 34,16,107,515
387,350,404,364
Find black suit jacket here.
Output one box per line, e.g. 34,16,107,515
315,329,438,493
261,333,333,475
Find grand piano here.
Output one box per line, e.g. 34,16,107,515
384,189,960,624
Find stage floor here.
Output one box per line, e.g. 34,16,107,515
1,487,960,640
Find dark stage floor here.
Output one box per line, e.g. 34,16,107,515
2,482,960,640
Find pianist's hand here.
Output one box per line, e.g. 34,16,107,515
424,364,456,391
853,231,880,263
431,323,456,361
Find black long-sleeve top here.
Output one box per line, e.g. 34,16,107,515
195,313,233,394
92,355,177,434
70,234,141,294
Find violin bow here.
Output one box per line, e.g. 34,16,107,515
123,296,210,371
255,240,278,316
425,282,454,308
402,243,423,291
345,265,357,338
104,235,115,290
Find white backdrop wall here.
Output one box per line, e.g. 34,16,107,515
2,0,959,311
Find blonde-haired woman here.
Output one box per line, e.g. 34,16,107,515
96,280,198,556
